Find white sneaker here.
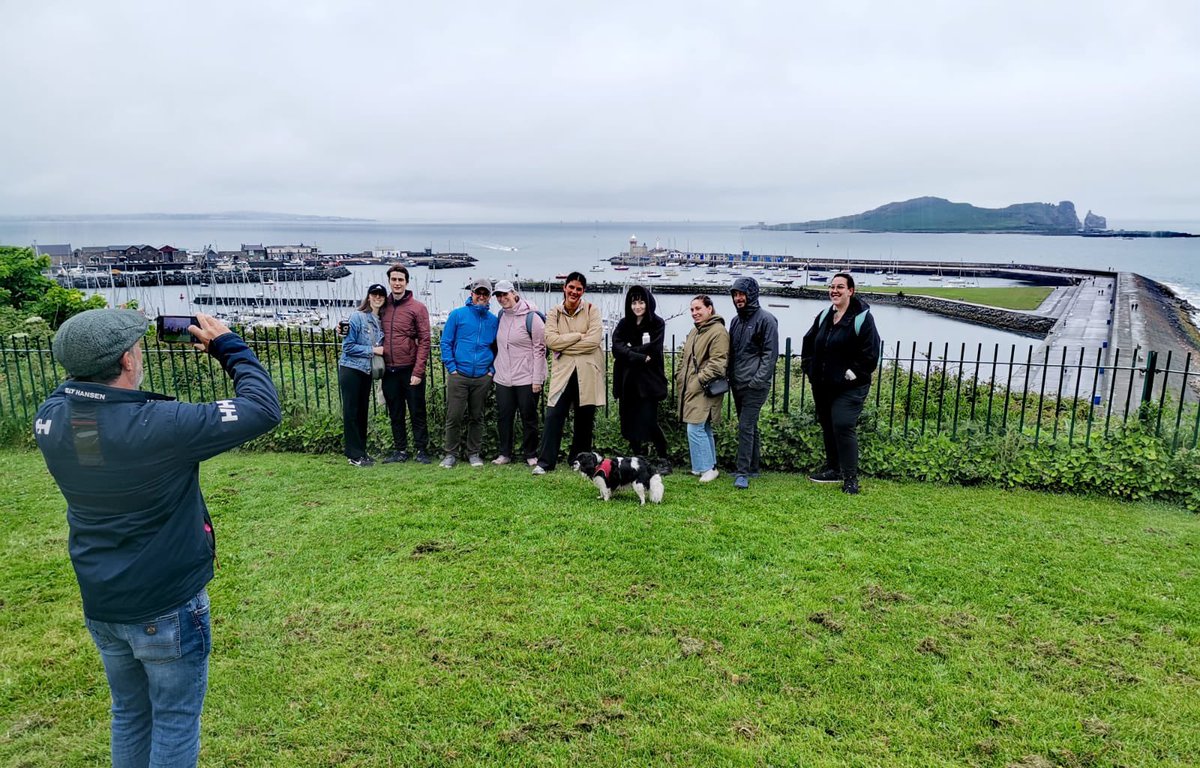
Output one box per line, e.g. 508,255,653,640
699,468,719,483
526,457,539,466
531,465,547,476
440,455,457,469
468,454,484,467
492,455,512,465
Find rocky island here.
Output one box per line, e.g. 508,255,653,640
748,196,1195,237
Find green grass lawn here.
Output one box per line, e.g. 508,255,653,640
863,285,1054,310
2,448,1198,767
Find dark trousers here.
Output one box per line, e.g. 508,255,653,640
537,372,596,470
444,372,491,458
496,383,540,460
812,383,870,479
338,365,373,460
620,393,668,457
732,386,769,476
381,366,428,454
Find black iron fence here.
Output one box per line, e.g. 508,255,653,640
3,330,1198,451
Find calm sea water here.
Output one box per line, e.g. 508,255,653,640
4,218,1197,351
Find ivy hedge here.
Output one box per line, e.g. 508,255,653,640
233,393,1200,512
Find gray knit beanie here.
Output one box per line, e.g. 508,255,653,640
52,309,149,379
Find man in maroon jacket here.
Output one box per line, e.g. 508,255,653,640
378,264,432,463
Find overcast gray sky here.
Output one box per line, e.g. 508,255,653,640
2,0,1197,222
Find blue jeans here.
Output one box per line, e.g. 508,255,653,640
686,420,716,473
85,589,212,768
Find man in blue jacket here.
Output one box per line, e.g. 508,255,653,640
34,309,281,767
439,277,499,467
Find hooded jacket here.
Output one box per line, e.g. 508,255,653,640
494,295,548,388
676,312,729,424
379,290,432,379
440,297,499,378
728,277,779,392
34,332,282,623
800,294,882,390
611,286,668,402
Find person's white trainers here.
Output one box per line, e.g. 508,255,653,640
440,455,457,469
526,457,538,467
698,468,719,483
468,454,484,467
531,465,547,476
492,455,512,465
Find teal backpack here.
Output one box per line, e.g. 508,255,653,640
817,306,870,334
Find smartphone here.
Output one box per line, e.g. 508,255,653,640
157,315,199,344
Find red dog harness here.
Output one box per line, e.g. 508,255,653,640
593,458,614,482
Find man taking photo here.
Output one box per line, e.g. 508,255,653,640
34,309,281,767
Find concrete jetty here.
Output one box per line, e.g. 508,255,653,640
1026,272,1198,409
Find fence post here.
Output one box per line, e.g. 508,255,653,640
781,337,791,414
1140,350,1158,413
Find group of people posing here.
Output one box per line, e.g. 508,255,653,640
338,266,881,494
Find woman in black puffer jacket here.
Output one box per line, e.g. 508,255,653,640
611,285,670,462
800,273,882,494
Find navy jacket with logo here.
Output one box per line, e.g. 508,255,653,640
34,332,282,623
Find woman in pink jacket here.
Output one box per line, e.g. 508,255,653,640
491,280,548,465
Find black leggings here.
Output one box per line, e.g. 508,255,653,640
811,383,869,478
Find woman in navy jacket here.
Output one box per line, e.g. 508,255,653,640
338,283,386,466
801,273,881,494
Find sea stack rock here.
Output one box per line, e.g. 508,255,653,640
1084,210,1107,231
1056,201,1082,230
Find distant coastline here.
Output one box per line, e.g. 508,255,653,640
0,211,375,223
747,196,1197,237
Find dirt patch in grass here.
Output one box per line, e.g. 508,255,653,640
526,636,563,651
731,719,761,740
808,612,845,634
1081,717,1111,737
676,634,724,658
624,582,658,600
988,714,1021,730
940,611,978,629
863,584,912,611
498,703,626,744
1007,756,1054,768
915,636,946,658
411,539,451,557
4,713,56,739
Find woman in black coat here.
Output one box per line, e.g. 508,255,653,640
801,272,882,495
611,285,670,461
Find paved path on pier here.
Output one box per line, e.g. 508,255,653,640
1023,272,1188,412
1016,275,1118,406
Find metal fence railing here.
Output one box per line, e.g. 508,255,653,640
3,331,1198,451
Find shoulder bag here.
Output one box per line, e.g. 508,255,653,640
692,357,729,397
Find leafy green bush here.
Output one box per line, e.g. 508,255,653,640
233,397,1200,510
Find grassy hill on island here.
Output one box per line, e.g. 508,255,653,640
754,197,1083,233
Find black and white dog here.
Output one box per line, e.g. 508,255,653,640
571,452,665,505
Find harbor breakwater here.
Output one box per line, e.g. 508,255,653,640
519,280,1056,339
55,266,352,289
